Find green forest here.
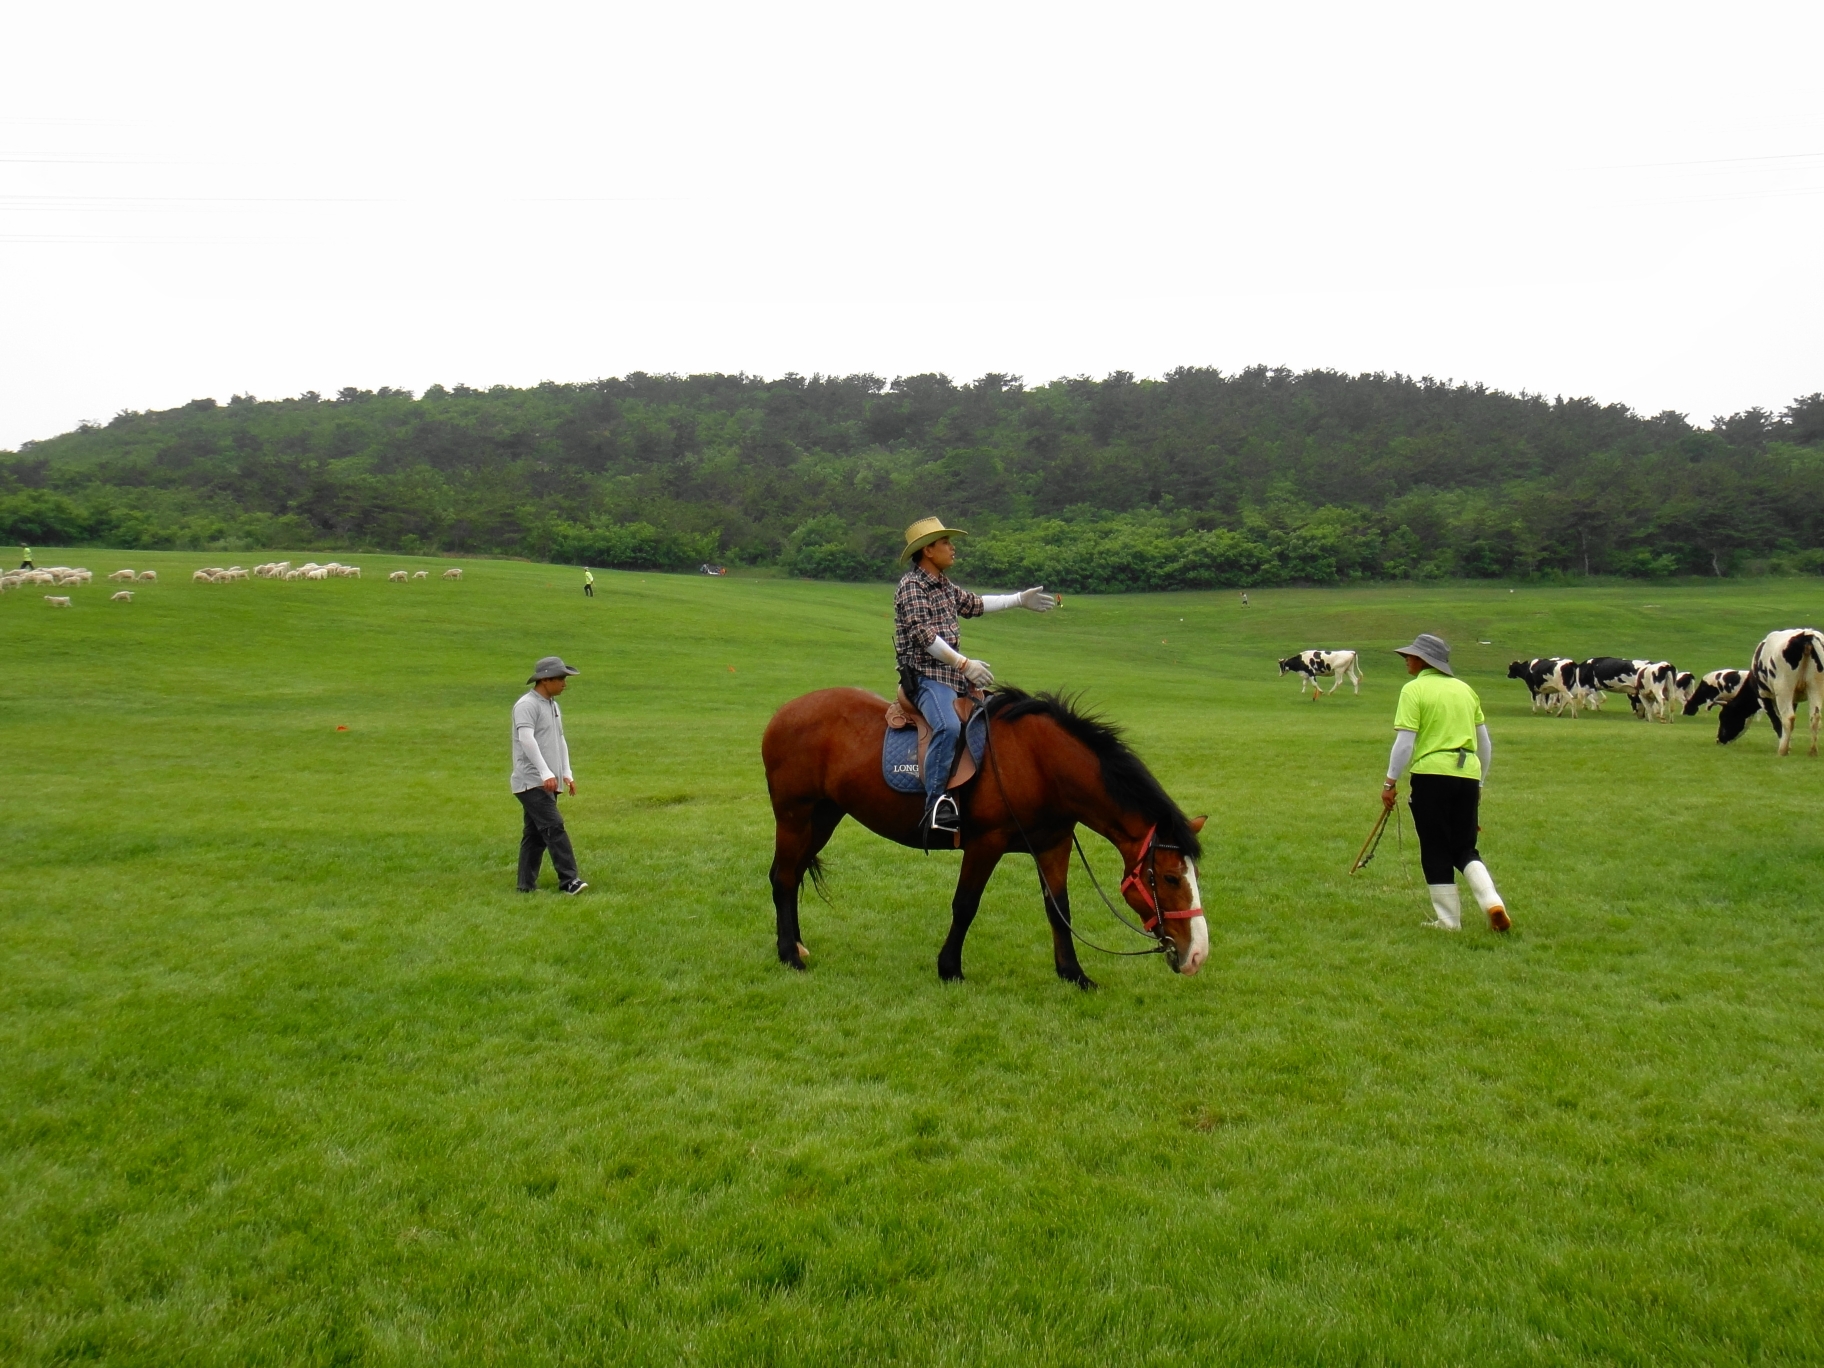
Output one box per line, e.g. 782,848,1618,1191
3,369,1821,591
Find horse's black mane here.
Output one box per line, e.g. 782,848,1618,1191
986,686,1203,860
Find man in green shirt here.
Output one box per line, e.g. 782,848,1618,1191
583,568,595,598
1380,633,1511,932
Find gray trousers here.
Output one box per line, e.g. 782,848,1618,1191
515,787,580,889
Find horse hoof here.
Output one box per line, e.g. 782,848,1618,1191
778,947,808,971
937,959,965,983
1057,966,1097,991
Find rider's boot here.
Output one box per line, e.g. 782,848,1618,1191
927,792,961,833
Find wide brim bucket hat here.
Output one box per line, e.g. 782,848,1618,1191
528,655,581,683
1393,633,1452,675
898,516,969,563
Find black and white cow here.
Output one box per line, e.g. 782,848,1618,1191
1278,649,1363,699
1579,657,1676,721
1508,657,1579,715
1717,629,1824,756
1682,669,1748,715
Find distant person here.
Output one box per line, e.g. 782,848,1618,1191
895,517,1058,833
512,656,587,895
19,545,33,569
1240,592,1248,606
583,568,595,598
1380,633,1510,932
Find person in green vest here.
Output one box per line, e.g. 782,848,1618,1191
583,568,595,598
19,545,33,569
1380,633,1511,932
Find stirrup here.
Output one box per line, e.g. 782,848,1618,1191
927,793,961,832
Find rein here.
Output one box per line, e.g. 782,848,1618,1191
982,703,1197,964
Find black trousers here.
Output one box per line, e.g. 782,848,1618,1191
1408,774,1482,885
584,582,594,597
515,787,580,889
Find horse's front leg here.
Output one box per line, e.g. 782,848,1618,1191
1037,837,1094,990
938,836,1006,982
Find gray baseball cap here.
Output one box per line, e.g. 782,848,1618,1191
527,655,580,683
1394,633,1452,675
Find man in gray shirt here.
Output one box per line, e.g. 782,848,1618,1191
512,655,587,894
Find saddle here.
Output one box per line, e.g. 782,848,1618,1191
882,687,987,795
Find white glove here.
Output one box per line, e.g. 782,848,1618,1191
963,658,995,688
927,637,967,667
1018,585,1057,612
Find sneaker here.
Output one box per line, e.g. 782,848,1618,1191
1486,905,1511,932
559,879,588,895
1420,919,1458,931
927,793,961,832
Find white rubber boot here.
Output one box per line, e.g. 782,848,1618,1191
1425,884,1462,930
1464,861,1511,931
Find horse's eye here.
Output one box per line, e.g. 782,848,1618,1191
1165,875,1182,887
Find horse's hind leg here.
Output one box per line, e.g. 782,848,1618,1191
770,800,842,970
1038,838,1094,990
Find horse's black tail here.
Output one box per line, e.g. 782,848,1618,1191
804,854,832,903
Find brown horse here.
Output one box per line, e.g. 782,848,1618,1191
761,684,1209,987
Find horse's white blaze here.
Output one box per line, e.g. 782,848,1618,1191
1181,862,1208,974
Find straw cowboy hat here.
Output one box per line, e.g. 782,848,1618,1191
898,516,969,563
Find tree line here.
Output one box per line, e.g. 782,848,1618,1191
3,369,1821,590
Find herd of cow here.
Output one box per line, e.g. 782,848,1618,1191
1283,629,1824,758
1505,656,1719,722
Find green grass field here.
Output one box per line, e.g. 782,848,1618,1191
4,552,1822,1365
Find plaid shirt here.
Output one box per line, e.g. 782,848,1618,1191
895,565,984,693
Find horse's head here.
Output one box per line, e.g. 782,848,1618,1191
1121,815,1209,975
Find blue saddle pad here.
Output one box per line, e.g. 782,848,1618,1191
883,705,988,793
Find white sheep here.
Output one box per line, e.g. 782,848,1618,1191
44,595,71,607
442,567,463,579
282,569,304,580
138,570,157,582
412,570,428,579
109,569,136,581
388,570,409,582
111,590,134,602
193,569,214,583
305,567,329,580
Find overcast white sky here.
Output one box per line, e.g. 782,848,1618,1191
3,1,1819,450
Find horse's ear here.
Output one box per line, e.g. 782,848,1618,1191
1189,814,1207,832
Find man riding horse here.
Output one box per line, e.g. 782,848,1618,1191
894,517,1057,833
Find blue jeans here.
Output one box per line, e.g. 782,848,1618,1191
915,676,964,804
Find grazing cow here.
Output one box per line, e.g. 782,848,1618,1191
442,567,463,580
388,570,409,582
1683,669,1748,715
44,595,71,607
1578,657,1673,719
1628,661,1678,722
111,590,133,602
1717,628,1824,757
1508,657,1579,714
1278,649,1362,699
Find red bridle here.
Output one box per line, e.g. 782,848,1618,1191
1119,825,1204,932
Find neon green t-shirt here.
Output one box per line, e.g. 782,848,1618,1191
1394,668,1485,779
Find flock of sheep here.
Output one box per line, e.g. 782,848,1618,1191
8,559,465,607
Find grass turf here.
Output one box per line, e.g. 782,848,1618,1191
2,552,1822,1365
